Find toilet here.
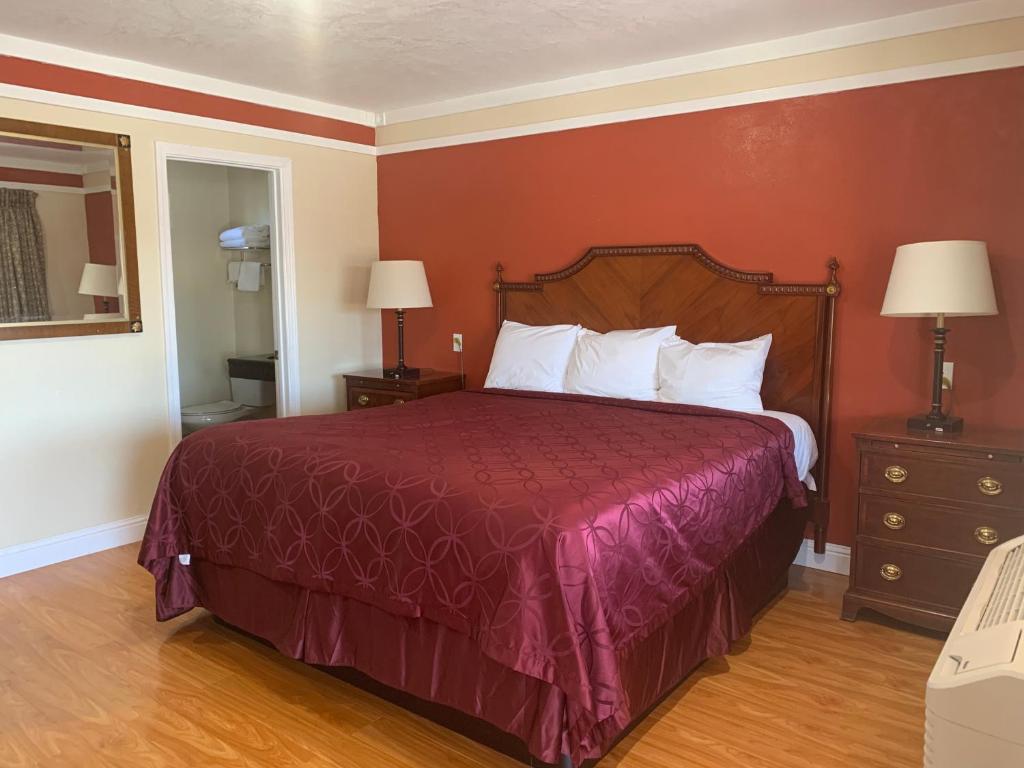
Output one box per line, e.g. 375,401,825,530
181,355,276,434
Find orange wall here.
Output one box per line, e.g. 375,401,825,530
377,67,1024,546
85,191,119,314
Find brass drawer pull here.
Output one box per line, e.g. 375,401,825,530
884,465,908,484
975,526,999,546
882,512,906,531
977,476,1003,496
879,563,903,582
357,394,370,406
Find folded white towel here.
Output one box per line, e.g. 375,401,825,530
221,237,270,249
236,261,261,292
227,261,242,283
220,224,269,242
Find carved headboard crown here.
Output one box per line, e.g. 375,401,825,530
493,244,839,552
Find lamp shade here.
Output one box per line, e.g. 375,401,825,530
881,240,998,317
366,260,432,309
77,263,118,298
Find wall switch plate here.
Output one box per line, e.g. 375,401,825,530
942,361,954,390
452,333,463,352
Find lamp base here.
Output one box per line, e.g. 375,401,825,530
907,413,963,433
383,366,421,380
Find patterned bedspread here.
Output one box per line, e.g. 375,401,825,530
140,389,806,756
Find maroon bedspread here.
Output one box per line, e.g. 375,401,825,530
140,389,806,761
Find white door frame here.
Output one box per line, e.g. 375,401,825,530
155,142,301,447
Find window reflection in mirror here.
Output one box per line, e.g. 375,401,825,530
0,135,124,326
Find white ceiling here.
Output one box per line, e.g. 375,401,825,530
0,0,975,113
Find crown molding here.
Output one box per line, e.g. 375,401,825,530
0,82,377,156
6,50,1018,159
0,33,376,128
376,51,1024,155
0,181,110,195
379,0,1024,125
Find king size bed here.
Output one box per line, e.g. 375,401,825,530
140,244,839,767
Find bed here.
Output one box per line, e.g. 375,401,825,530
140,244,840,767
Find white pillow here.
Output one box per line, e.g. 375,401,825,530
484,320,582,392
658,334,772,411
564,326,678,401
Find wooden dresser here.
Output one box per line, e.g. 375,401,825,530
343,369,463,411
843,420,1024,632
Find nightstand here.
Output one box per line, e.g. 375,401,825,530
343,369,463,411
842,420,1024,632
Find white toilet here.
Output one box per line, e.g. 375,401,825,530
181,365,276,434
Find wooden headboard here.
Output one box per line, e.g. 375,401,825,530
493,244,839,552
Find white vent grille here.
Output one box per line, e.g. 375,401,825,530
978,543,1024,630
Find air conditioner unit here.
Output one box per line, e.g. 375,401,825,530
925,534,1024,767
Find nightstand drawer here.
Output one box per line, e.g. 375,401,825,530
860,450,1024,509
847,424,1024,631
342,369,463,412
859,495,1024,556
853,540,979,610
348,387,412,409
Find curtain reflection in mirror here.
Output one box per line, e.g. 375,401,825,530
0,188,50,323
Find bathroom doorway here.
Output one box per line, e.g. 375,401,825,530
155,144,300,446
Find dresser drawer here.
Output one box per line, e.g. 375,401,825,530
348,387,413,409
860,450,1024,509
853,539,980,610
859,495,1023,557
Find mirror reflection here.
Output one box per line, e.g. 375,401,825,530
0,135,123,325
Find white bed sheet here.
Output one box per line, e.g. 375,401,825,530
757,410,819,491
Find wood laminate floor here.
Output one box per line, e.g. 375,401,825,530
0,545,943,767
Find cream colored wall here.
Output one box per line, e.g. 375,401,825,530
0,96,380,551
82,169,113,188
168,161,234,407
30,188,95,321
226,167,275,357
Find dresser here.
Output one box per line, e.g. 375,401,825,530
842,421,1024,632
343,369,463,411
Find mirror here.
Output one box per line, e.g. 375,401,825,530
0,118,140,340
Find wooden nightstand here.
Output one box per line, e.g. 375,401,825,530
842,420,1024,632
343,369,463,411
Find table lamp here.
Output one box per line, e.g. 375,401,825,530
881,240,998,432
367,260,433,379
78,263,119,317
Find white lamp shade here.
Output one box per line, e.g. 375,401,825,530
366,260,432,309
881,240,998,317
78,263,118,297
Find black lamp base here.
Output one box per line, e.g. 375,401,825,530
383,366,421,380
907,413,963,433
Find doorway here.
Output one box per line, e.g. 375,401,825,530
155,144,300,446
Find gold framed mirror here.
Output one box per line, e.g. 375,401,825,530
0,117,140,340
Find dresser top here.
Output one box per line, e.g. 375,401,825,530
344,368,461,383
853,418,1024,455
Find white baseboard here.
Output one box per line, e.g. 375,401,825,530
0,514,148,579
793,539,851,575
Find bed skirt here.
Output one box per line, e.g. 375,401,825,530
160,500,808,766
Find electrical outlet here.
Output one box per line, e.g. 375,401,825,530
452,332,463,352
942,361,954,390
